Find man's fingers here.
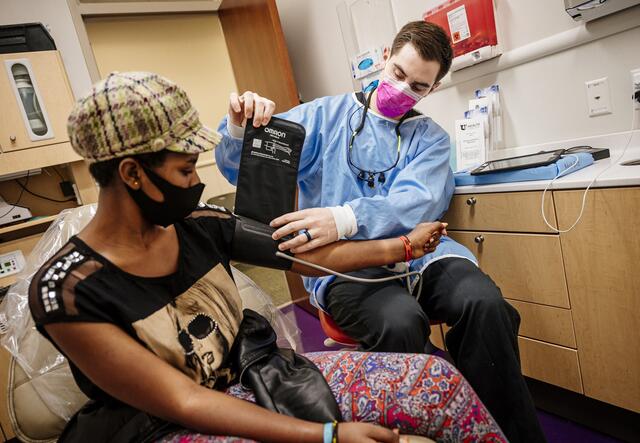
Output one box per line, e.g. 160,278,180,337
253,98,265,128
263,101,276,125
270,210,308,228
278,233,308,251
229,92,242,113
272,220,308,240
243,91,254,119
291,236,326,254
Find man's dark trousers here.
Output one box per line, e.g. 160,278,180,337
325,257,547,443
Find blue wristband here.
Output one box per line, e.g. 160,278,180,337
323,422,333,443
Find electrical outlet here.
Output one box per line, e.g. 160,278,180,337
585,77,612,117
632,68,640,110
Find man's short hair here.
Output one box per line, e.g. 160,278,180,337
391,21,453,83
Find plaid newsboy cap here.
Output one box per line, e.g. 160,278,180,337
67,71,221,163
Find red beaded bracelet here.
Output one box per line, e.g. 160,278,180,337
399,235,413,262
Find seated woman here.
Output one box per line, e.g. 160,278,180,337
29,72,505,443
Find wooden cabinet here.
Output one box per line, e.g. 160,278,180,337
0,50,89,205
448,231,570,308
446,191,557,233
445,186,639,413
219,0,300,112
555,187,640,412
0,51,74,153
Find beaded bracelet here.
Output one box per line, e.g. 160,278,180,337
399,235,413,262
331,421,339,443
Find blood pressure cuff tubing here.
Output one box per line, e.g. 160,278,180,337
231,214,293,270
234,117,306,225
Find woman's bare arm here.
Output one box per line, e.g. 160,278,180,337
290,222,445,276
45,322,322,443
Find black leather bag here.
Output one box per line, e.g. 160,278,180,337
232,309,342,423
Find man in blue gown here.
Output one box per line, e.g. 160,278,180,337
215,21,546,443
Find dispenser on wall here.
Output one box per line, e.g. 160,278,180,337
424,0,500,72
564,0,640,22
4,58,54,142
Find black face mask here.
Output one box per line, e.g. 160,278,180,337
125,166,205,227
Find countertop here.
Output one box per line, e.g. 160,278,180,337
454,131,640,195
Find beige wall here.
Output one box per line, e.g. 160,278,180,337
276,0,640,152
85,13,236,201
421,26,640,150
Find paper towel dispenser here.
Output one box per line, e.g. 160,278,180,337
565,0,640,22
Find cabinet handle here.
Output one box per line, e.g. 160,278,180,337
474,235,484,244
9,135,16,142
466,197,476,206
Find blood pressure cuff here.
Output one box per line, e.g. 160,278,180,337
232,214,293,270
234,117,305,225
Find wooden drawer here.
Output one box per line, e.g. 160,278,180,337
507,299,576,348
519,337,583,393
448,231,570,308
444,191,557,233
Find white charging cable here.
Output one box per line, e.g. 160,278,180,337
275,251,424,298
541,155,582,233
542,110,638,233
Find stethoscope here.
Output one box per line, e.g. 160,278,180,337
347,88,412,188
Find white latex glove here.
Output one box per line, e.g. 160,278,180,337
271,207,339,253
228,91,276,128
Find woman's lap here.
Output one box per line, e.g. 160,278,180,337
159,351,505,443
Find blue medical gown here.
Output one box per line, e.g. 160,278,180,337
216,93,476,308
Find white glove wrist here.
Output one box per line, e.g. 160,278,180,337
226,119,245,140
329,205,358,239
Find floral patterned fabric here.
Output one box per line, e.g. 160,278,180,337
159,351,507,443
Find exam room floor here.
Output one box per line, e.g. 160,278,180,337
280,304,623,443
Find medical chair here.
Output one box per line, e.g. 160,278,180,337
1,206,300,442
319,310,359,347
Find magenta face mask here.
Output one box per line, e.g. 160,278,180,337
375,75,425,118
